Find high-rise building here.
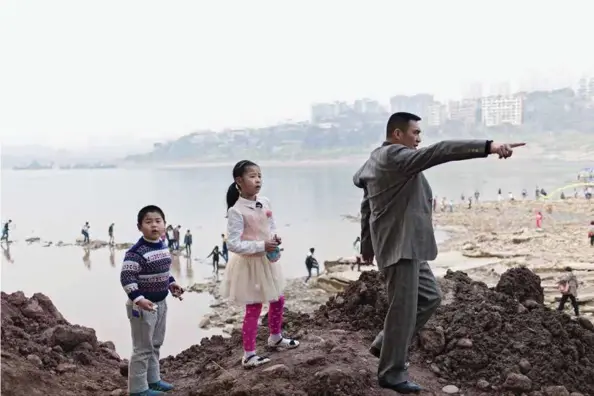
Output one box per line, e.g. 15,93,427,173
447,99,480,125
481,95,523,127
354,98,382,114
389,94,434,120
577,77,594,101
427,103,446,126
310,103,338,123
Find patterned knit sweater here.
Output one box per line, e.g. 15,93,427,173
120,237,176,303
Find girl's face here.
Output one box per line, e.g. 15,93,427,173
236,165,262,197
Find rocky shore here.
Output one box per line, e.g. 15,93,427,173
3,199,593,395
433,199,594,321
2,267,594,395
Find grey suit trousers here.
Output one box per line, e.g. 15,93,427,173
373,260,441,385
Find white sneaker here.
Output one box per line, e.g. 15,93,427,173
241,354,271,369
267,337,300,350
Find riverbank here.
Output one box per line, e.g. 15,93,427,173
433,198,594,319
187,198,594,332
3,267,593,395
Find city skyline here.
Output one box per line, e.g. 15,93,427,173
1,0,593,149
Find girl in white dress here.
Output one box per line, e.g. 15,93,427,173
220,160,300,369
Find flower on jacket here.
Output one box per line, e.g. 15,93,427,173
266,210,273,218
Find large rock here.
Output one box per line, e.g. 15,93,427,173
503,373,532,392
418,326,446,355
45,324,98,352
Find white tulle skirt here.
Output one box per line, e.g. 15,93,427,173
220,253,285,305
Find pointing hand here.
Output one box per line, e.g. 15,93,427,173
490,142,526,159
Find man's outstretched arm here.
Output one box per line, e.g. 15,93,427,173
384,140,525,176
384,140,491,176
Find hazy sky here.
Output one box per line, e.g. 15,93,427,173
1,0,593,149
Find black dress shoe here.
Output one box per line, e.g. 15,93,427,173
369,346,410,369
378,380,422,394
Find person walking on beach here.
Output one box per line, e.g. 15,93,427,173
536,211,543,229
207,245,221,273
353,112,525,394
221,233,229,262
1,219,12,243
81,222,90,244
305,247,320,282
184,229,193,256
220,160,299,369
120,205,184,395
557,267,579,316
108,223,115,245
173,225,181,250
588,220,594,247
166,225,174,250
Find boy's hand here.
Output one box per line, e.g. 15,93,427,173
169,283,184,297
136,298,155,311
274,234,282,245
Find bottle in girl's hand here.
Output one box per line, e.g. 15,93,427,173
267,246,281,263
267,235,282,262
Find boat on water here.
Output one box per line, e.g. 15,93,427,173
12,161,54,171
59,163,118,170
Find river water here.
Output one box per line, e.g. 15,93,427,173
1,157,587,356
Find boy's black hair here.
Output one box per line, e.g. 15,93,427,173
226,159,259,210
310,247,315,253
137,205,166,225
386,112,421,137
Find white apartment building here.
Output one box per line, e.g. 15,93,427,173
481,95,523,127
577,77,594,101
354,98,382,114
310,103,338,122
448,99,479,125
427,103,446,126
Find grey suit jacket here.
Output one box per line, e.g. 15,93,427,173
353,140,489,269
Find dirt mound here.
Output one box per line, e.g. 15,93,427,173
495,266,545,304
1,291,126,396
313,271,387,336
160,325,445,396
4,267,593,396
413,269,594,395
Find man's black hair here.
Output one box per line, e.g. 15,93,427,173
386,112,421,137
137,205,166,225
310,247,315,253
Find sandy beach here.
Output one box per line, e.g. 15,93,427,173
433,198,594,317
181,198,594,334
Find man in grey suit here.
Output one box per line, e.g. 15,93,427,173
353,112,524,393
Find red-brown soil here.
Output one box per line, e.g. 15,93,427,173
2,267,593,396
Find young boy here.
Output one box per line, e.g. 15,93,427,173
120,205,184,396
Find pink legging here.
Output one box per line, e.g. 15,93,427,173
242,296,285,352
